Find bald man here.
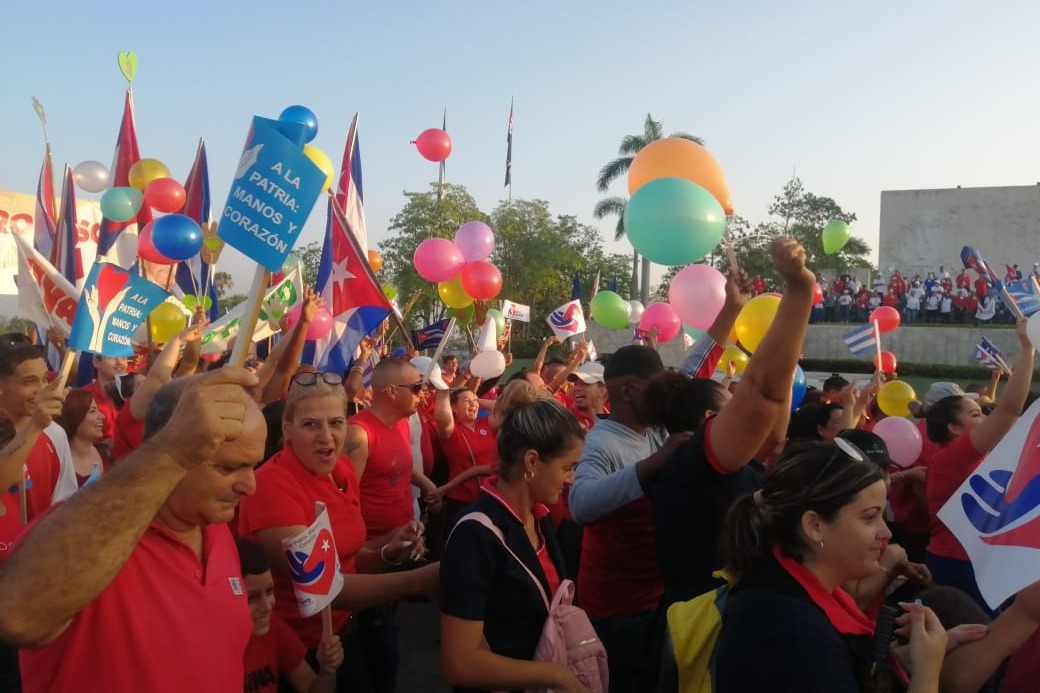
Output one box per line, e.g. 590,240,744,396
343,358,437,692
0,368,266,692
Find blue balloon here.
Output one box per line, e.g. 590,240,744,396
278,105,319,143
791,365,807,410
624,178,727,266
151,214,203,261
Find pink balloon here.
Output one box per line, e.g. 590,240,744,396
668,264,727,330
639,302,682,343
285,304,335,341
872,417,923,467
460,260,503,301
454,221,495,262
137,222,177,265
413,238,465,282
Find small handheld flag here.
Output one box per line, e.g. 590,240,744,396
501,300,531,323
281,502,344,618
842,323,877,357
547,299,586,341
974,336,1010,373
412,318,451,351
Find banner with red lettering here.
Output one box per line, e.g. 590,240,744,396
12,231,79,336
0,190,101,295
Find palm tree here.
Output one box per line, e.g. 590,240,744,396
594,114,702,304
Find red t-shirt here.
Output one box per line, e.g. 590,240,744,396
113,403,145,461
20,522,252,693
0,433,64,562
975,278,989,298
238,444,367,649
83,380,117,442
926,432,983,560
348,410,415,539
883,294,900,307
442,419,498,503
243,615,308,693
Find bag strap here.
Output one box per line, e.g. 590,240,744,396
456,511,551,611
458,428,479,468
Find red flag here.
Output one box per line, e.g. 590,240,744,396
97,90,149,268
33,146,57,258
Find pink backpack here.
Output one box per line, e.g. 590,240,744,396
458,512,609,693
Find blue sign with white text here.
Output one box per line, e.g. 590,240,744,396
68,263,171,357
217,116,326,271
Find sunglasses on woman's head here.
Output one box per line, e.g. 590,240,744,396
291,372,344,387
802,437,869,501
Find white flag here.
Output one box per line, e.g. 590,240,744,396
281,502,344,618
546,299,586,341
501,299,531,323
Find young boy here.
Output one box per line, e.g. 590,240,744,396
238,538,344,693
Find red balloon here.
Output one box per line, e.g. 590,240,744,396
869,306,901,333
143,177,186,213
813,283,824,305
459,260,502,301
137,222,177,265
874,350,898,374
414,128,452,162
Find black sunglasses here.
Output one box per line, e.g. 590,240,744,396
292,372,344,387
802,437,869,501
394,381,425,394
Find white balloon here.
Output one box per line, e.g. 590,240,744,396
628,300,645,325
73,160,110,193
1027,312,1040,350
470,350,506,379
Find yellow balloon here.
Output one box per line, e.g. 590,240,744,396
128,158,171,191
149,302,187,343
716,345,749,375
877,380,917,418
734,295,780,353
438,275,473,309
303,145,334,192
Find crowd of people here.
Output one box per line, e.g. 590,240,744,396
0,238,1038,691
807,265,1035,326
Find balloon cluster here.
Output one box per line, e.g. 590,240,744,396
413,222,502,308
624,139,733,266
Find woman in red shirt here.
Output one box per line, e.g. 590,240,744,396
435,387,498,526
924,319,1035,612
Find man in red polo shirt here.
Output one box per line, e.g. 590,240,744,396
343,358,437,693
0,367,265,693
82,355,127,444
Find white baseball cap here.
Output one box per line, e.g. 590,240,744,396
410,356,449,391
568,362,605,385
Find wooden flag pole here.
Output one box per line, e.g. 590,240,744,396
424,318,458,385
384,291,423,345
230,266,271,368
872,319,883,371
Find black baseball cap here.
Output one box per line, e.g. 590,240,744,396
603,345,664,381
837,429,894,469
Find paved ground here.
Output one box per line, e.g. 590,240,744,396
397,597,451,692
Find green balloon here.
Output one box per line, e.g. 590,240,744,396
822,220,851,255
624,178,727,266
486,308,506,337
446,305,474,323
590,290,631,329
381,284,397,301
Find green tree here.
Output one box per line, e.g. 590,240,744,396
293,241,324,288
379,183,487,326
0,316,34,335
221,294,248,312
595,114,703,304
213,271,234,299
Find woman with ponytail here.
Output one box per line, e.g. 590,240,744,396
713,441,948,692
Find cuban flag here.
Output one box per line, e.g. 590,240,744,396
33,146,57,258
842,323,876,357
50,166,84,288
281,502,344,617
413,318,450,351
97,89,148,268
1004,280,1040,317
547,299,586,341
175,138,221,322
973,336,1005,370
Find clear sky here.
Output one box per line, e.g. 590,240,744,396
3,1,1039,298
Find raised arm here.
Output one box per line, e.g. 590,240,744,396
969,319,1035,454
433,389,455,440
708,237,815,472
532,336,557,377
0,381,64,493
128,320,208,421
259,287,321,404
545,343,587,393
0,368,259,646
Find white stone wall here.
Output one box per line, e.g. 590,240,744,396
879,185,1040,277
802,324,1020,367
